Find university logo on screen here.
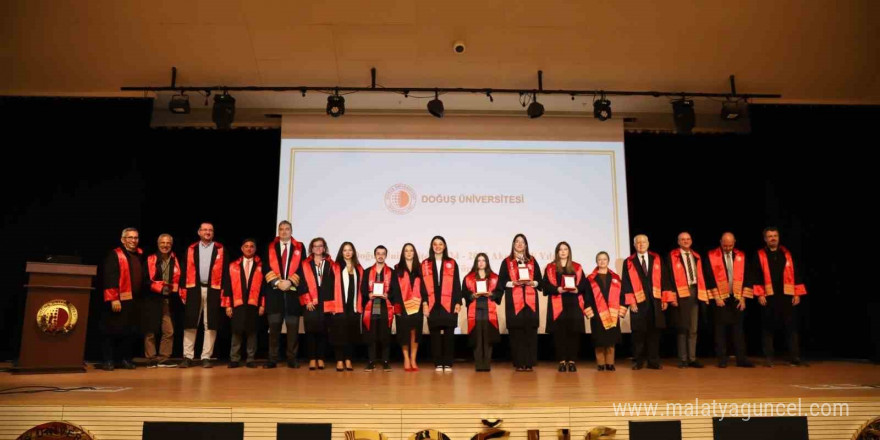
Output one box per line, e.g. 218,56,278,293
385,184,417,215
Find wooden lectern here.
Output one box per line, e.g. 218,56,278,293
14,262,96,374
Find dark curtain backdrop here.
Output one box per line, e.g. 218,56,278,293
0,97,874,363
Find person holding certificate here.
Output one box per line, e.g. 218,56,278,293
330,242,363,372
390,243,427,372
421,236,462,372
462,253,501,372
361,245,395,372
498,233,542,372
587,251,628,371
542,242,589,373
295,237,341,371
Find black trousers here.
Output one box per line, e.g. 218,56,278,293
306,332,327,360
267,313,300,363
762,296,801,361
509,327,537,368
715,311,747,362
335,343,355,362
473,320,494,371
430,326,455,366
102,332,135,363
553,327,580,362
368,316,391,363
632,326,661,365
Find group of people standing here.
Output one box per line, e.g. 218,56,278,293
101,221,807,373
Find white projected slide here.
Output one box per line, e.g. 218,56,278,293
277,139,630,333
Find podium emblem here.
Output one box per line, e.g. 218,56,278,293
36,300,78,334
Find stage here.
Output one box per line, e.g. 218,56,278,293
1,360,878,439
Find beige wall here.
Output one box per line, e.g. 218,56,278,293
3,0,878,109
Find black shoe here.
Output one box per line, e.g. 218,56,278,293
287,361,299,369
246,362,257,369
317,363,325,370
764,358,774,367
646,362,662,370
558,362,567,372
515,366,525,372
264,362,277,369
606,364,616,372
99,361,114,371
632,361,645,370
228,361,240,369
525,366,533,372
365,361,375,372
383,361,392,372
597,364,606,371
157,359,178,368
202,359,212,368
178,358,192,368
790,358,809,367
568,362,577,372
718,360,728,368
678,360,688,368
688,360,704,368
736,360,756,368
121,360,136,370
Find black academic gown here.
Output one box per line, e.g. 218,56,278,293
750,247,805,329
390,264,428,344
360,265,393,344
587,273,625,347
180,243,227,331
705,249,750,326
620,254,667,331
662,250,711,330
102,248,147,336
264,239,304,317
462,275,502,347
330,261,362,348
541,264,588,334
141,253,178,336
497,257,542,330
296,258,336,333
222,258,262,334
425,258,462,330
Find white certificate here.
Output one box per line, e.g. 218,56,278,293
476,280,488,294
518,266,531,281
371,282,385,297
563,275,576,290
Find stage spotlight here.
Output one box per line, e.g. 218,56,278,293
326,94,345,118
427,92,444,118
212,92,235,129
593,98,612,121
169,93,190,114
671,98,695,133
721,100,743,120
527,94,544,119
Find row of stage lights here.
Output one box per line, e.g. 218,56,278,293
171,90,745,134
158,69,757,133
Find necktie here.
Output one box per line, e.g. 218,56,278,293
281,244,288,278
685,252,695,285
726,252,733,282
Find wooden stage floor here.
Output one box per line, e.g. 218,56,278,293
2,359,878,408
